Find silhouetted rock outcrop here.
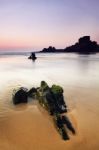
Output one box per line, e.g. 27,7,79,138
28,52,37,61
40,36,99,54
42,46,56,52
65,36,99,54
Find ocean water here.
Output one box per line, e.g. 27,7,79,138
0,52,99,114
0,53,99,150
0,52,99,89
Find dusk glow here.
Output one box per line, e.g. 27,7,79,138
0,0,99,51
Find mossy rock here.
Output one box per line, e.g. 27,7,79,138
51,85,63,94
40,81,49,92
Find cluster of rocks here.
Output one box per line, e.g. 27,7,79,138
12,81,75,140
42,46,56,53
41,46,63,53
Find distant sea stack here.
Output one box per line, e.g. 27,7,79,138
28,52,37,61
40,36,99,54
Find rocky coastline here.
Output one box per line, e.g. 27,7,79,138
40,36,99,54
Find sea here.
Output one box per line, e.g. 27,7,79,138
0,52,99,89
0,52,99,150
0,51,99,114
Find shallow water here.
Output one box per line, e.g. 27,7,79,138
0,52,99,120
0,53,99,150
0,53,99,88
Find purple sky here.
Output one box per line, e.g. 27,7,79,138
0,0,99,51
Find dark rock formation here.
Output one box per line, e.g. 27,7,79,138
51,85,67,113
36,81,72,140
62,115,75,134
12,81,75,141
13,87,28,104
42,46,56,52
36,81,67,115
65,36,99,54
28,52,37,61
28,87,37,97
53,114,69,140
40,36,99,54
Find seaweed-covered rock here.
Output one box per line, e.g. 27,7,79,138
36,81,71,140
36,81,67,115
36,81,55,115
53,114,69,140
51,85,67,113
51,85,63,94
13,87,28,104
12,81,75,141
62,115,75,134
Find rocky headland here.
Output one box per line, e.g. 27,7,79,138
40,36,99,54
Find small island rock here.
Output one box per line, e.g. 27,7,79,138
28,52,37,61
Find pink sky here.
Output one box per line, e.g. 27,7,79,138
0,0,99,51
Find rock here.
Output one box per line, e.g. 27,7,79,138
12,81,75,141
41,46,56,52
53,114,69,140
37,81,67,115
40,36,99,54
28,87,37,97
13,87,28,104
65,36,99,54
62,115,75,134
36,81,55,115
28,52,37,61
51,85,67,113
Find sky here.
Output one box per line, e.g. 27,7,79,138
0,0,99,51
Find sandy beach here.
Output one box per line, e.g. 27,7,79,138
0,53,99,150
0,86,99,150
0,0,99,149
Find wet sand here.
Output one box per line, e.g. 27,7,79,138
0,86,99,150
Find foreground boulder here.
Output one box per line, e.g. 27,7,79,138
13,87,28,104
